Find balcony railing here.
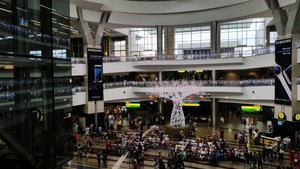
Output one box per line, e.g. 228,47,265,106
72,86,86,94
103,79,275,89
103,47,275,63
71,57,86,64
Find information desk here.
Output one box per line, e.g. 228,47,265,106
252,131,280,145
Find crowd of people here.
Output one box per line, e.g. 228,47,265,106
72,115,299,169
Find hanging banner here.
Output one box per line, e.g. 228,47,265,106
87,48,103,101
275,38,292,105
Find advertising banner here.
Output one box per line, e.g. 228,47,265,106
87,48,103,101
275,38,292,105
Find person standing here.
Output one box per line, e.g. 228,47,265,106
278,148,284,163
262,145,266,161
77,144,82,160
102,150,108,167
96,150,102,167
257,152,263,169
220,128,224,140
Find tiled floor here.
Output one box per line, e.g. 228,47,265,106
65,121,285,169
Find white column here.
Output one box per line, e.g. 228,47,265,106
158,71,162,81
212,70,216,80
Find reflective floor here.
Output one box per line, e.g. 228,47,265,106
63,121,289,169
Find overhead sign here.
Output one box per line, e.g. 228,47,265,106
241,105,261,112
182,100,200,106
181,102,200,107
126,102,140,108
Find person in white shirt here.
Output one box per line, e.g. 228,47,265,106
283,136,291,150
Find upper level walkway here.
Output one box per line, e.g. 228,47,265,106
102,47,275,63
71,47,275,64
103,79,275,89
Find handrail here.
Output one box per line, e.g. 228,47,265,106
103,47,275,63
103,79,275,89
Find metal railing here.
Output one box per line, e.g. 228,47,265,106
103,47,275,63
103,79,275,89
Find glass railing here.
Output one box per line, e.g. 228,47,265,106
72,86,86,94
103,47,275,63
71,57,85,64
103,79,275,89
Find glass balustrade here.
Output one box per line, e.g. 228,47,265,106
102,79,275,89
100,47,275,63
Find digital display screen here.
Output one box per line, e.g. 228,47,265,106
278,120,284,126
94,65,102,81
126,102,140,108
19,17,28,27
241,105,262,112
87,48,103,101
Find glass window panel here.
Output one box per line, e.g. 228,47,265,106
247,31,256,39
247,38,256,46
182,32,191,41
221,31,229,40
130,28,157,56
175,33,182,42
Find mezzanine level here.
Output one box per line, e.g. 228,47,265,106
72,47,276,75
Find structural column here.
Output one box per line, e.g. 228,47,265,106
158,71,162,81
164,27,174,58
211,21,220,57
212,70,216,80
287,0,300,118
158,71,163,113
211,98,218,126
77,7,110,127
157,26,163,55
265,26,271,49
266,0,300,121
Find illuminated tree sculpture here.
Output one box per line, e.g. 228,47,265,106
150,81,200,127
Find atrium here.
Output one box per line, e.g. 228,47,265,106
0,0,300,169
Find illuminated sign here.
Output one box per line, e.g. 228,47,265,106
19,17,28,27
278,112,286,120
126,101,140,108
130,100,140,103
241,105,261,112
181,102,200,106
181,100,200,106
178,70,185,73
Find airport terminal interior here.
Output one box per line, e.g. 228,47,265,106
1,0,300,169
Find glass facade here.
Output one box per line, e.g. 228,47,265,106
0,0,72,168
174,26,211,55
130,28,157,57
220,18,269,56
112,38,126,57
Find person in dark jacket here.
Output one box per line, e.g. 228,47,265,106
102,150,108,167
